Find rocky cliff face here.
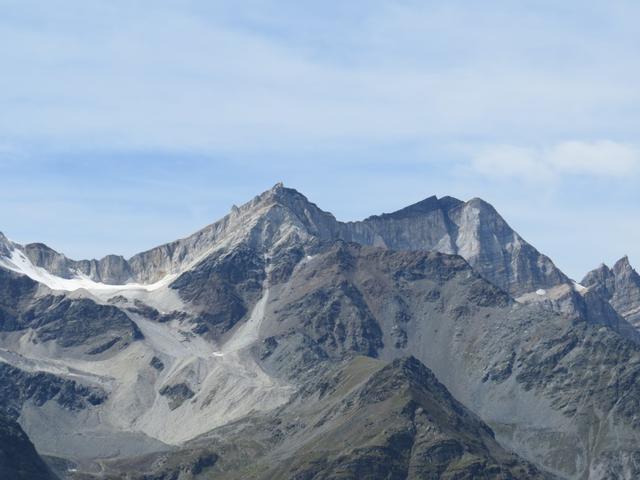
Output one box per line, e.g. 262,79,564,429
338,195,568,297
0,268,142,353
21,242,133,284
583,256,640,329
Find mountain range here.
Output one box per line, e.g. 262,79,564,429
1,183,640,479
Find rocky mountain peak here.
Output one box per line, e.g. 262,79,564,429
0,185,572,300
582,263,615,299
22,243,74,279
437,195,464,211
583,256,640,329
367,195,442,220
124,184,339,283
340,193,568,296
613,255,634,275
370,355,444,393
0,233,12,257
249,182,303,206
224,183,334,230
465,196,494,208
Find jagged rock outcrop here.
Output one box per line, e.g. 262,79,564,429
0,232,13,258
583,256,640,329
0,362,106,419
0,268,142,352
170,245,266,337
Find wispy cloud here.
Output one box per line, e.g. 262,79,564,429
0,1,639,153
547,141,639,177
470,141,640,182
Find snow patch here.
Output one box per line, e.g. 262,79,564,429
573,282,588,293
536,289,547,296
0,247,175,292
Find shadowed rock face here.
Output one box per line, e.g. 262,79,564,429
98,356,553,480
27,297,142,350
0,362,106,419
0,362,104,479
0,268,141,352
159,383,195,410
170,245,266,337
0,414,58,480
583,256,640,329
252,241,640,479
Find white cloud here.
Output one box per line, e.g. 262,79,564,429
470,141,640,181
470,145,553,182
547,140,639,176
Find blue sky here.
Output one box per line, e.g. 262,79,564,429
1,0,639,279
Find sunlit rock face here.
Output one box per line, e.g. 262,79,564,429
583,256,640,329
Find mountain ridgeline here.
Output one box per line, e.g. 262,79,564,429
0,183,639,479
9,184,567,295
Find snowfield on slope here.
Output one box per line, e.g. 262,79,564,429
0,247,176,292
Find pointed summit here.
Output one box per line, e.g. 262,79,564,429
253,181,286,204
243,182,325,218
370,195,441,220
0,232,12,257
127,184,340,283
0,231,11,250
584,256,640,329
582,263,615,300
437,195,464,211
343,194,568,295
613,255,633,274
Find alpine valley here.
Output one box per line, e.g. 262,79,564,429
1,183,640,480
